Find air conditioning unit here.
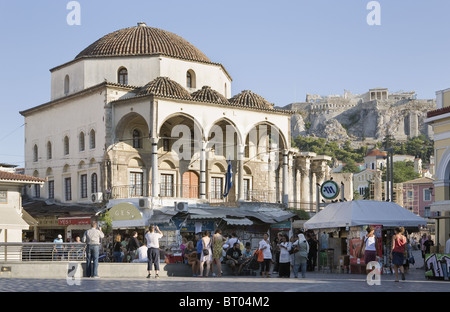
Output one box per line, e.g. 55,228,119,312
91,192,103,203
139,198,149,208
175,202,189,213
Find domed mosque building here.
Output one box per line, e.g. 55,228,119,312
20,23,331,241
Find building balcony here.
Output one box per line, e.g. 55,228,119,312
110,184,282,204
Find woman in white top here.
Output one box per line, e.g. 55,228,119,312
278,234,291,277
259,233,272,278
199,230,212,277
360,226,378,273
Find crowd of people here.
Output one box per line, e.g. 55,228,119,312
51,221,450,280
174,229,320,278
83,227,320,278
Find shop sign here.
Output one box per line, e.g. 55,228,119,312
320,180,340,200
58,217,91,226
109,203,143,221
271,221,291,230
173,219,214,232
37,217,60,227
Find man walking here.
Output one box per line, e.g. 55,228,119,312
145,225,163,278
82,220,104,278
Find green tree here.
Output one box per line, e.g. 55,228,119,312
341,159,360,173
383,161,420,183
98,211,113,235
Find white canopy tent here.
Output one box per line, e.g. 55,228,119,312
304,200,427,230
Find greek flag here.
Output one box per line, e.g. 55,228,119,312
223,158,233,198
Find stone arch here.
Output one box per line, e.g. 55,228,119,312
63,164,70,173
46,167,53,176
160,159,176,170
244,121,287,161
115,112,150,149
206,117,243,160
436,147,450,181
158,113,204,161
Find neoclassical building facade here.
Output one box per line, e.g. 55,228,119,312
20,23,333,221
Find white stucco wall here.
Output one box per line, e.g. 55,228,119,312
50,56,231,101
23,91,107,203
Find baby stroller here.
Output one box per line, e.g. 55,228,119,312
240,252,260,276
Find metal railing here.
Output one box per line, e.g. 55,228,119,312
111,185,151,199
0,243,86,262
111,183,285,204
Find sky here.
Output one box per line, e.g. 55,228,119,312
1,0,450,167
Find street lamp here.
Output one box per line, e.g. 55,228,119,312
384,148,394,201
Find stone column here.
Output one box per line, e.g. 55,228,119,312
282,149,289,207
200,140,207,200
311,155,332,210
151,137,159,198
238,144,245,201
296,152,316,211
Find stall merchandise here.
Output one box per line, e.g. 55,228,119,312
304,200,427,274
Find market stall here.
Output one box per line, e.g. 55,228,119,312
304,200,427,274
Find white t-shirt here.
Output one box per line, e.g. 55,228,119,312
365,236,376,251
279,242,290,263
259,239,272,259
145,232,163,248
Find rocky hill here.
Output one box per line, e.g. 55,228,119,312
284,88,435,146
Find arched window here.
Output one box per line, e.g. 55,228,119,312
133,129,142,148
186,70,196,88
33,144,38,162
91,173,98,194
89,129,96,149
79,132,85,152
47,141,52,160
64,136,70,155
64,75,70,95
118,67,128,85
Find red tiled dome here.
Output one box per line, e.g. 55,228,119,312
229,90,274,109
191,86,229,105
75,23,211,63
137,77,192,99
366,149,387,157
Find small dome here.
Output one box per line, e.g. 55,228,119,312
229,90,274,109
191,86,229,105
75,23,211,63
137,77,192,99
366,149,387,157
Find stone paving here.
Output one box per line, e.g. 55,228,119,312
0,250,448,293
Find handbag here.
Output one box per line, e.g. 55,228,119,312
202,239,210,256
289,243,300,255
257,249,264,262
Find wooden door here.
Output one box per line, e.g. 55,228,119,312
182,171,199,198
